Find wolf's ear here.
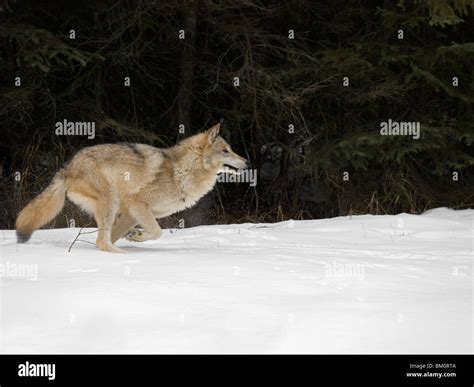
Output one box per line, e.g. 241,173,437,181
206,123,220,143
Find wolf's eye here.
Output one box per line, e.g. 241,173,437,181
223,149,229,154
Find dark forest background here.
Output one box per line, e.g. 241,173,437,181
0,0,473,229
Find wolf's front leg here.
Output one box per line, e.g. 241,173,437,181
127,203,162,242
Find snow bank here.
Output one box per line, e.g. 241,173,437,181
0,208,472,353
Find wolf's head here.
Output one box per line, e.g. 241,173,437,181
201,123,249,174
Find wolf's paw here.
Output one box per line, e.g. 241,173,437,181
96,241,127,253
125,228,146,242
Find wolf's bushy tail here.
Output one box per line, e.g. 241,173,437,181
16,172,66,243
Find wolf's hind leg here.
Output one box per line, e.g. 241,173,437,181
127,203,162,242
111,212,137,244
125,228,148,242
94,195,124,253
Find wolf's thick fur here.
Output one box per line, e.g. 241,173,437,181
16,123,248,252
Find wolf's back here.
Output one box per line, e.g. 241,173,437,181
16,172,67,243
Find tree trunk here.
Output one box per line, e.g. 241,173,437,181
177,0,197,135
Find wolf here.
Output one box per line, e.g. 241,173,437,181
16,123,249,252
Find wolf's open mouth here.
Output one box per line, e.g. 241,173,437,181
223,164,241,172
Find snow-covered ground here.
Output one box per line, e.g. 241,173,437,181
0,208,472,354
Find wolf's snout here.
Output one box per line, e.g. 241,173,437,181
237,158,250,170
